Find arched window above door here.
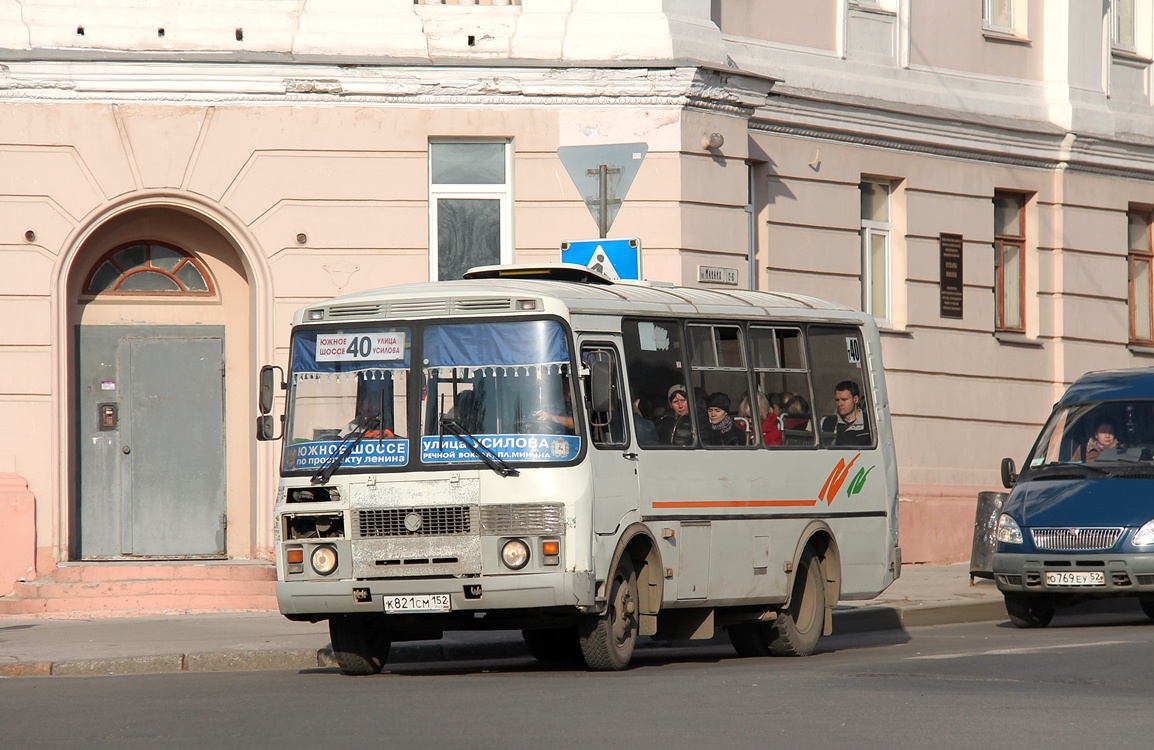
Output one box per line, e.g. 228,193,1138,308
84,241,214,296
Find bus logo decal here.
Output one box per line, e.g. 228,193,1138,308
819,453,860,505
845,466,874,498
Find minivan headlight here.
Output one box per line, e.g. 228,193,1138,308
996,514,1024,545
1133,520,1154,547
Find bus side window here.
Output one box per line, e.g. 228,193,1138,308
750,326,811,448
582,346,628,449
622,319,693,448
807,326,874,449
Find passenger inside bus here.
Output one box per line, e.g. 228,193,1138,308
632,391,659,446
703,392,745,446
738,390,783,447
825,380,872,447
656,385,695,446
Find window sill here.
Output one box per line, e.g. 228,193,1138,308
1112,48,1153,66
982,29,1031,47
994,331,1042,347
848,3,897,18
1128,342,1154,356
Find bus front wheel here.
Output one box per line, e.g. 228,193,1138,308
329,614,391,675
768,548,826,657
579,556,639,671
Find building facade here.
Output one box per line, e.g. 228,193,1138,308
2,0,1154,613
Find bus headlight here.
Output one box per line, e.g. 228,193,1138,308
1133,520,1154,547
311,545,338,576
996,514,1024,545
501,539,530,570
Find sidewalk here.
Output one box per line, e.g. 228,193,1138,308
0,564,1013,678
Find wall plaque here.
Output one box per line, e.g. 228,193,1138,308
940,233,963,319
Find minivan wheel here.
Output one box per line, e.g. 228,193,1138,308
1138,595,1154,620
1003,593,1056,628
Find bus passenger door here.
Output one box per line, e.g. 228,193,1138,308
580,342,639,535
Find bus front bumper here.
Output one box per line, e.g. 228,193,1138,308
277,570,596,620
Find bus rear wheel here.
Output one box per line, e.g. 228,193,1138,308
579,556,639,671
329,614,391,675
768,548,826,657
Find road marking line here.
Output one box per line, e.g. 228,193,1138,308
908,640,1133,660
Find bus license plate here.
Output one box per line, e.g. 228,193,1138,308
1045,571,1105,587
383,594,452,613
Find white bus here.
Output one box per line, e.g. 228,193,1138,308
257,264,901,673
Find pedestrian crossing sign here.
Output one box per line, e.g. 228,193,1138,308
560,238,641,281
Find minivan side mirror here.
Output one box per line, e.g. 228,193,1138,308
1000,457,1017,489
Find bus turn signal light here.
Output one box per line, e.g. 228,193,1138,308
542,539,560,565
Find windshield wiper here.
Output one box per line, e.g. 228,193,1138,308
311,416,379,484
1025,462,1110,479
439,417,519,478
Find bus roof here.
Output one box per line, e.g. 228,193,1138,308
295,264,867,326
1060,367,1154,405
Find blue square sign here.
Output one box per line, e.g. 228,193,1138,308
560,238,641,281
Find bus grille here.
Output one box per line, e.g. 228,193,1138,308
480,503,566,535
356,506,473,537
1031,527,1123,551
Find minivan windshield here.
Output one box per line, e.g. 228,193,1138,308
1025,400,1154,475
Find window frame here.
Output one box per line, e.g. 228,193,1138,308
428,139,514,281
1113,0,1138,53
1129,208,1154,343
994,191,1027,334
982,0,1016,34
860,179,892,321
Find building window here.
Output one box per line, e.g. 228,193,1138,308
994,192,1026,333
1114,0,1137,52
983,0,1015,33
83,241,213,296
860,180,891,320
429,140,512,281
1129,209,1154,342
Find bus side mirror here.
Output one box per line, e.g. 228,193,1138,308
588,360,614,413
256,414,282,442
259,365,284,415
1000,457,1017,489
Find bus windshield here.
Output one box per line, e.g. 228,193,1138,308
281,318,580,476
419,319,581,467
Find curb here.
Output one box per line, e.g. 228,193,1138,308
0,600,1014,678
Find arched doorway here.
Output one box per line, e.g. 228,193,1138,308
68,206,253,560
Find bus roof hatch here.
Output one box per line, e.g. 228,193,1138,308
462,263,617,285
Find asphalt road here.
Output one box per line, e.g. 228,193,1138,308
3,610,1154,750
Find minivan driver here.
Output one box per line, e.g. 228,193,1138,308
1075,420,1123,463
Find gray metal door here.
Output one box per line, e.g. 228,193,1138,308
78,326,226,558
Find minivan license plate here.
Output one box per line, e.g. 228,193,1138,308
383,594,452,613
1044,571,1105,587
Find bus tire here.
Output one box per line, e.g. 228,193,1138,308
328,614,391,675
522,626,583,664
727,622,771,657
768,548,826,657
579,556,639,671
1003,593,1055,628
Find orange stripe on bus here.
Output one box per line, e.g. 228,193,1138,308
651,499,818,509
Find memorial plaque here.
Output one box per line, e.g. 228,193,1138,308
940,233,964,319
